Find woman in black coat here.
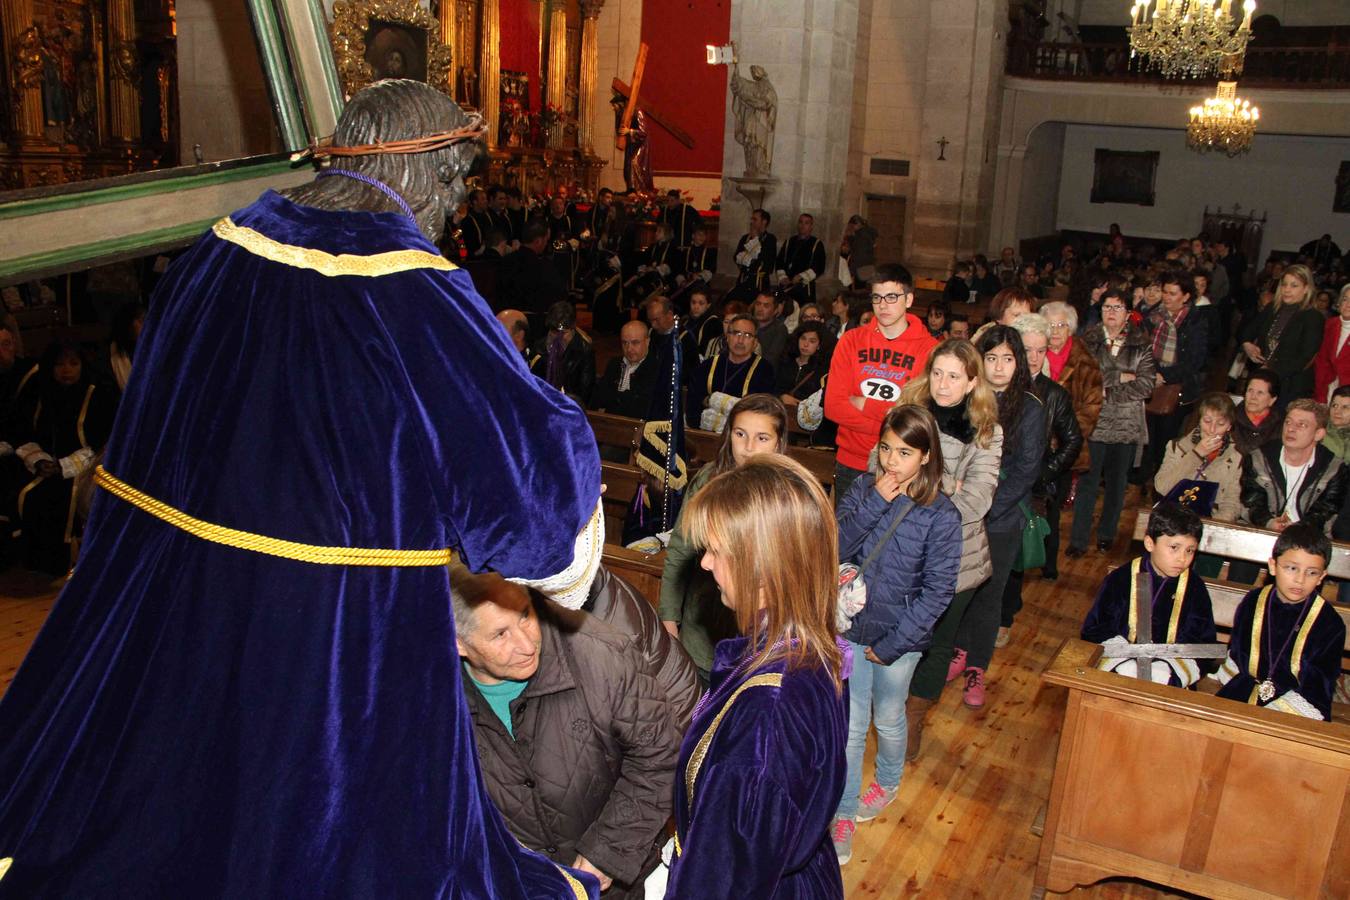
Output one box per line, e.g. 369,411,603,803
1239,264,1324,404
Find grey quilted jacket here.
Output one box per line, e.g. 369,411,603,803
463,600,682,897
1079,323,1156,447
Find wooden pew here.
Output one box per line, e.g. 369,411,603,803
601,544,665,610
1034,639,1350,900
586,411,836,496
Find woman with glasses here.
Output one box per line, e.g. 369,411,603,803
1068,289,1156,558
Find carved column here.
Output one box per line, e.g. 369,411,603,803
2,1,44,139
577,0,603,153
107,0,139,141
478,0,501,148
545,0,567,148
439,0,457,96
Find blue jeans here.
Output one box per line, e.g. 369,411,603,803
837,642,921,819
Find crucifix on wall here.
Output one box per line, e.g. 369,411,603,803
936,136,950,161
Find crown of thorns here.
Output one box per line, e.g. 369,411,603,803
291,115,487,162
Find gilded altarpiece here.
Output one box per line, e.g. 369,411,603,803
1,0,177,190
334,0,604,196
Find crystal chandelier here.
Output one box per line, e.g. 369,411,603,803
1129,0,1257,80
1187,82,1259,157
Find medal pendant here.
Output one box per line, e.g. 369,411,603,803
1258,679,1276,703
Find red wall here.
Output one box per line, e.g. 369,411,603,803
499,0,542,110
638,0,730,177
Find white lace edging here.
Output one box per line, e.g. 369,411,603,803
507,497,603,609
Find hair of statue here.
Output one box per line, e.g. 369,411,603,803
283,79,480,243
680,454,844,691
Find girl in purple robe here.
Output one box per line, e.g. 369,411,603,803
665,454,848,898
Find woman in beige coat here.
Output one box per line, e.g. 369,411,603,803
896,339,1003,759
1152,392,1243,578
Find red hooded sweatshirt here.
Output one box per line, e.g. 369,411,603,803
824,314,938,470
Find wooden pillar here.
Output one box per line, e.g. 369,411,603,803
2,1,45,139
107,0,140,141
478,0,501,148
439,0,457,95
578,0,603,153
545,0,567,148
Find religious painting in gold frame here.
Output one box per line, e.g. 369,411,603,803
329,0,454,99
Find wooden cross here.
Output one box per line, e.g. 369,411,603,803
611,45,696,151
936,136,950,160
1112,574,1226,681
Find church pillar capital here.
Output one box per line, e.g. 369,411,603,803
580,0,604,21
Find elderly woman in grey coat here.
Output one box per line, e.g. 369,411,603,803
1068,289,1157,556
895,339,1003,760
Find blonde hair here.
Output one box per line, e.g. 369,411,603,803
898,339,999,449
681,455,843,690
1280,264,1316,310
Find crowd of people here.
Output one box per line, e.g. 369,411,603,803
462,203,1350,892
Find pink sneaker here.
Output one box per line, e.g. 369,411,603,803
831,816,856,864
856,781,899,822
963,666,986,708
946,647,969,683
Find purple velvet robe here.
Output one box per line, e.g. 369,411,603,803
666,636,847,899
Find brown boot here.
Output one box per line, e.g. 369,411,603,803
905,696,935,762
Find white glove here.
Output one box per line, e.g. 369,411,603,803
700,270,713,283
774,269,788,284
657,264,671,277
607,256,622,272
568,238,580,251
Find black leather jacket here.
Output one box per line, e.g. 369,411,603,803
1031,373,1083,495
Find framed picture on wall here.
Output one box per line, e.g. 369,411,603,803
1090,149,1159,206
1334,161,1350,213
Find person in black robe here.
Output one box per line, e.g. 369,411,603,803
679,227,718,294
530,301,596,406
488,186,519,246
497,220,567,328
776,213,828,302
727,208,777,304
583,188,617,250
686,314,776,429
0,326,39,550
661,190,703,249
1081,502,1218,687
1210,523,1346,721
682,286,722,365
457,188,495,258
632,223,679,295
12,338,118,575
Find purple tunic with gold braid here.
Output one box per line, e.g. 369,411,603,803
0,191,602,898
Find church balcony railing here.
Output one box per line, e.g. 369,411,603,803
1007,40,1350,89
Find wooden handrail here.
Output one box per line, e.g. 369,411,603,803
1009,39,1350,88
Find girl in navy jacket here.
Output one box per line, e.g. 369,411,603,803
830,404,961,862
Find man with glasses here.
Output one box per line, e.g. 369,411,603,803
686,313,776,429
1241,398,1347,535
824,263,938,501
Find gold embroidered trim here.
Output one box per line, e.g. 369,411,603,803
76,384,94,450
528,502,604,601
94,465,453,566
1289,595,1325,681
1127,557,1187,643
554,863,589,899
679,671,784,856
1247,585,1273,681
212,218,455,278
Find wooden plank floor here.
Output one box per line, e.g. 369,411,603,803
0,490,1188,898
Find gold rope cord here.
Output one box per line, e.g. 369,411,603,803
212,218,455,278
94,466,453,566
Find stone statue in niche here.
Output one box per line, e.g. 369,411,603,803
730,62,776,177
